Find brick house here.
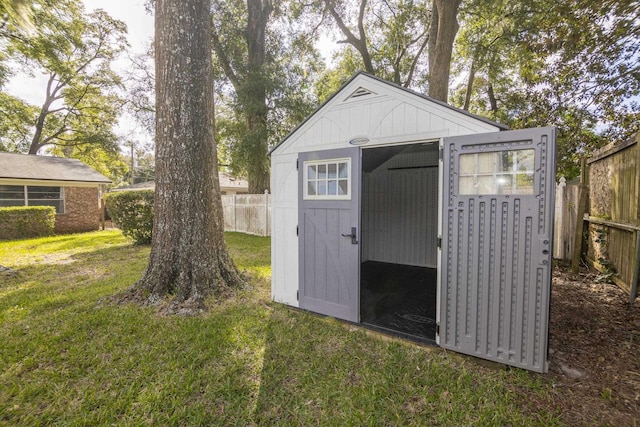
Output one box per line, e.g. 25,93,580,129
0,153,111,233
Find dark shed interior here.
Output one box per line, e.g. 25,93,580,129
360,143,439,341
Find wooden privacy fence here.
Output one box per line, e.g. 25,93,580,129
553,132,640,302
222,193,271,237
586,134,640,302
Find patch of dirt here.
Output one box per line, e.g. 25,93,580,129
546,264,640,426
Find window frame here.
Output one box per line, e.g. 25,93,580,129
303,157,352,201
0,185,65,214
458,149,536,196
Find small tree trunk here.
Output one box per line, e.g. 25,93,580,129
129,0,244,311
463,56,476,111
488,83,498,114
428,0,461,103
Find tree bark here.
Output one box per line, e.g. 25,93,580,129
325,0,374,74
130,0,244,311
487,82,498,114
428,0,461,103
463,55,476,111
244,0,272,194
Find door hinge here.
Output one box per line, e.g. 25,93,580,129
296,225,299,236
296,159,299,170
436,323,440,336
297,290,299,301
439,147,443,161
437,236,442,248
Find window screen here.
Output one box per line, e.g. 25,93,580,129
0,185,65,213
0,185,26,207
304,159,350,200
459,149,535,195
28,186,64,213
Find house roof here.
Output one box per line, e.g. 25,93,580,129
269,71,509,156
0,152,111,184
111,172,248,192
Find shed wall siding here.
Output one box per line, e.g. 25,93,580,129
271,153,299,306
362,147,439,267
55,186,101,233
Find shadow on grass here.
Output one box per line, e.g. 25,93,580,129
251,304,563,426
0,243,149,323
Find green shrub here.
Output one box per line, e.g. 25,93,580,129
106,190,154,244
0,206,56,240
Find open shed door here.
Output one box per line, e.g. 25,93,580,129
439,127,556,373
298,147,360,322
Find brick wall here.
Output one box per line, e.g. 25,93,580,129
55,186,101,233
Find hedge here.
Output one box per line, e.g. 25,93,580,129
0,206,56,240
105,190,154,244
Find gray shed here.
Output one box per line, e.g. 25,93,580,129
270,72,556,373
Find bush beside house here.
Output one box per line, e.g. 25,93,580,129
0,206,56,240
106,190,154,244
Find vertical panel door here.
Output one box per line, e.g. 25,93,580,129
298,148,360,322
439,127,556,373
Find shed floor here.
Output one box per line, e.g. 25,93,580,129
360,261,437,341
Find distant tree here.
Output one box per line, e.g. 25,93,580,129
0,1,127,157
125,47,155,138
211,0,273,194
450,0,639,178
126,0,244,309
211,0,321,193
315,0,430,88
427,0,461,102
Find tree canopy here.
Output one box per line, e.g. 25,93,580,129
1,0,637,182
0,0,129,181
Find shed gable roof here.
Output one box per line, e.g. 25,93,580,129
0,153,111,184
269,71,508,156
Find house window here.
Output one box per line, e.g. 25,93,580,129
27,186,65,213
0,185,65,213
459,149,535,195
304,158,351,200
0,185,26,207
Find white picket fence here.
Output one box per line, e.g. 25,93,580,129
222,193,271,237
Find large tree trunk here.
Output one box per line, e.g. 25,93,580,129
130,0,244,310
428,0,461,103
243,0,272,194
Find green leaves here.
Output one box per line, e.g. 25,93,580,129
0,0,127,171
451,0,639,178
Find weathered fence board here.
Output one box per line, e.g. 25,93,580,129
554,177,581,261
222,194,271,236
586,133,640,301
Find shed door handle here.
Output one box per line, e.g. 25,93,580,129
341,227,358,245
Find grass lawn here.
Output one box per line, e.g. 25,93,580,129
0,230,562,426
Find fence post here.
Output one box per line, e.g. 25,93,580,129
571,158,589,273
264,190,269,237
233,194,237,232
100,196,106,230
554,177,566,258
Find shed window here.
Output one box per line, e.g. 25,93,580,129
304,159,351,200
458,149,535,195
0,185,65,213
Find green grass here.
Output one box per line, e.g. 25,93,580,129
0,230,562,426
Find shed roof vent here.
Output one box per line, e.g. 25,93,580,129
346,87,376,100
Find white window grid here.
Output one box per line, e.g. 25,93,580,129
303,158,351,200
